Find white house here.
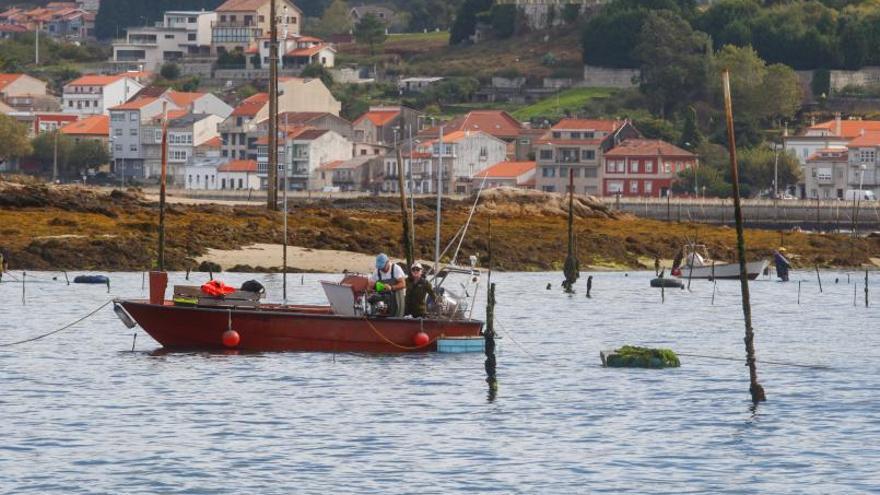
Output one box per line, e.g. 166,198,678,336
63,74,144,116
218,159,261,190
426,130,508,194
112,10,216,71
163,90,234,119
256,127,353,190
167,113,224,184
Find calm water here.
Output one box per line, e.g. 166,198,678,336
1,269,879,494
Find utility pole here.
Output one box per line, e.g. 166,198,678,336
35,22,40,65
267,0,279,211
52,130,58,183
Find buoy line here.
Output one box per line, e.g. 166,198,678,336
0,300,113,348
676,352,831,370
494,317,543,362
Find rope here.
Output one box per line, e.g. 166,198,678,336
494,316,542,361
0,300,113,348
676,352,831,370
362,317,439,351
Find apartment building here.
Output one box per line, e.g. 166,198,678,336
534,118,639,195
166,113,224,184
602,139,697,198
109,97,179,181
112,11,216,71
212,0,301,55
255,127,352,191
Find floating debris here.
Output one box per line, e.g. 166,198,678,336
601,346,681,369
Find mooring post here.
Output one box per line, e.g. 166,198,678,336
711,279,717,305
186,268,190,281
866,270,870,308
485,282,498,400
106,279,110,294
660,269,665,304
63,271,69,285
209,270,213,281
815,265,823,293
141,271,145,291
722,70,765,403
667,193,671,222
586,275,592,299
22,271,26,305
854,283,858,307
797,281,801,305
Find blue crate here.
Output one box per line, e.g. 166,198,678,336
437,337,485,353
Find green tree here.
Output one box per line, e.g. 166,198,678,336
354,13,387,55
562,4,580,24
69,140,110,175
450,0,493,44
490,4,517,39
635,10,711,118
302,63,334,88
160,62,181,80
581,8,649,68
737,147,801,197
0,114,32,165
30,131,73,176
679,106,703,150
313,0,351,37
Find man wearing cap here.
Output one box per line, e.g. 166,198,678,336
774,247,791,282
405,263,436,318
369,253,406,317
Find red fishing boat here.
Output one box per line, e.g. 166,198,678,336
114,270,485,353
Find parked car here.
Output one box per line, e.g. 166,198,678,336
844,189,877,201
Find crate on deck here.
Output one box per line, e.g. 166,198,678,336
172,285,262,308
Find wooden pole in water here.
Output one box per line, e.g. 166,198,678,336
815,265,823,293
22,271,25,305
563,168,579,293
396,115,414,270
711,279,717,305
722,70,765,403
797,281,801,305
266,0,278,211
866,270,870,308
63,271,69,285
854,283,857,306
157,102,169,272
485,282,497,398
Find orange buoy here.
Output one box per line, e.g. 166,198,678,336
413,332,430,347
222,329,240,348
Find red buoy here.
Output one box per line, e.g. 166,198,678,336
413,332,430,347
222,330,240,348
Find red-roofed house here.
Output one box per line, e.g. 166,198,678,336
804,147,850,199
253,33,335,69
60,114,109,144
844,131,880,199
216,159,260,190
535,118,640,195
62,74,144,116
353,106,422,145
473,161,536,190
602,139,696,198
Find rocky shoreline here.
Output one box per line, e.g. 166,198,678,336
0,180,877,273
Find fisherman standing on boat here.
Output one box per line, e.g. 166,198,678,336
774,247,791,282
370,253,406,317
404,263,436,318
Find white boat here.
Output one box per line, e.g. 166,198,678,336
673,245,769,280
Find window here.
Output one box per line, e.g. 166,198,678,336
572,168,581,177
644,181,653,194
817,167,832,181
606,160,614,173
615,160,625,173
581,150,595,161
584,167,597,178
645,160,654,173
221,178,226,189
584,132,594,139
130,144,137,151
188,33,196,41
664,162,672,173
115,144,122,152
630,181,639,194
542,185,556,192
130,112,138,122
539,149,553,160
542,167,555,177
165,34,174,39
479,146,488,159
571,132,581,139
114,128,123,136
238,178,243,188
607,181,624,193
68,101,74,107
630,161,638,173
552,131,561,139
129,129,137,136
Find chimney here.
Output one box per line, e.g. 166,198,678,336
835,112,842,136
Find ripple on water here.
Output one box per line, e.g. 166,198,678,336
0,270,879,493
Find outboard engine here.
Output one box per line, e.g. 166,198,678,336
240,280,265,297
367,291,397,317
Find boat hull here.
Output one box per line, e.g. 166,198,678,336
119,300,483,353
680,260,769,280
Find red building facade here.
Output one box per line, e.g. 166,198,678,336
602,139,697,197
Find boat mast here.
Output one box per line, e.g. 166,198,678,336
434,126,443,275
396,114,413,269
282,112,288,303
157,101,169,271
267,0,279,211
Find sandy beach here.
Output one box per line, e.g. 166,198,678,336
197,243,395,273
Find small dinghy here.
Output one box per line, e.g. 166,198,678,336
650,277,684,288
74,275,110,285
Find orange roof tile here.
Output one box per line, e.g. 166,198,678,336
287,44,330,57
165,91,204,108
255,126,314,144
846,131,880,147
604,139,695,158
0,73,26,92
317,160,346,171
231,93,268,117
552,118,622,132
474,161,536,179
200,136,222,148
218,159,258,172
810,119,880,140
217,0,273,11
110,97,158,111
59,115,109,136
445,110,522,139
67,74,125,86
355,108,400,127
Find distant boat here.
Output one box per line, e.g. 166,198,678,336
672,244,768,281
